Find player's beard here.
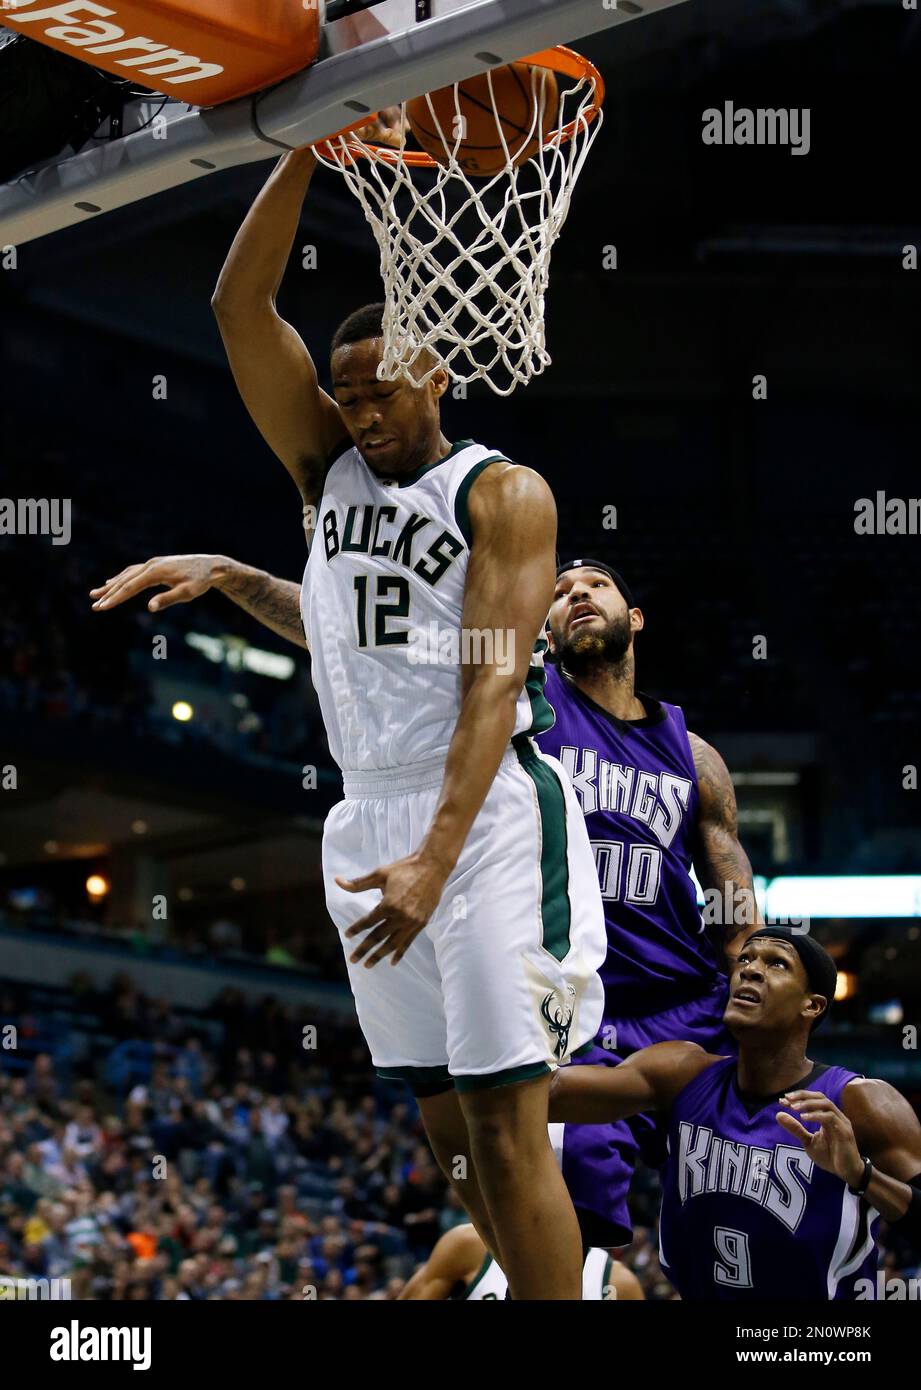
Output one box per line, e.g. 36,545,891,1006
557,611,633,676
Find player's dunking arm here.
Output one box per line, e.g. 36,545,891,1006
687,732,762,961
779,1080,921,1233
211,149,349,542
397,1224,486,1300
548,1041,719,1125
89,554,308,652
338,463,558,968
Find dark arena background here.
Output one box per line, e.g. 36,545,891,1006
1,0,920,1332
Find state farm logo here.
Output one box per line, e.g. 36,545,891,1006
3,1,224,86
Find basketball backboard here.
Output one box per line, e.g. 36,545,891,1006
322,1,493,58
0,0,691,245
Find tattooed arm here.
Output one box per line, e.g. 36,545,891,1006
688,732,761,962
90,554,308,651
216,559,308,650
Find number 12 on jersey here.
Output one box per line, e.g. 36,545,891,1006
354,574,410,647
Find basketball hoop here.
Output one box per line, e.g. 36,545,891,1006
311,47,604,397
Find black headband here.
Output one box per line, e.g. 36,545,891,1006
744,927,838,1030
556,557,634,609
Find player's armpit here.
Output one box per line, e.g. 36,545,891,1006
549,1041,715,1124
214,304,346,505
688,732,761,955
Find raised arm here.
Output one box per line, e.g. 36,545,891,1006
688,732,762,963
549,1042,716,1125
90,554,308,651
211,149,348,537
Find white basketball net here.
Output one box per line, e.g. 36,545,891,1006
312,58,603,396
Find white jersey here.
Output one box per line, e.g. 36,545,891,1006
461,1249,614,1300
582,1245,616,1300
301,439,554,774
461,1254,508,1301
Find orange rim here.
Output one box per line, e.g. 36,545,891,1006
311,45,605,167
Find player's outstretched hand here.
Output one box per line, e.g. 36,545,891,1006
776,1090,863,1186
337,851,449,968
90,555,225,613
352,106,405,149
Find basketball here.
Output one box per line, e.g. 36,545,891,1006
406,62,560,178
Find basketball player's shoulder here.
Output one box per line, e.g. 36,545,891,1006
439,1221,487,1261
839,1075,918,1129
687,729,729,776
466,456,555,533
636,1040,722,1099
687,731,737,811
644,1039,719,1069
606,1260,645,1302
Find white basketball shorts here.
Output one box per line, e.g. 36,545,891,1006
322,736,606,1094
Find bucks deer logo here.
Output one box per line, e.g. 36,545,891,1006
541,988,575,1059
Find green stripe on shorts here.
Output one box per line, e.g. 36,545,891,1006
512,736,572,963
454,1061,550,1093
375,1064,453,1097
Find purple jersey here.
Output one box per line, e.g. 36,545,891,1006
659,1058,880,1300
537,663,722,1017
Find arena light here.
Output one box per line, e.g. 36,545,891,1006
834,971,857,1002
691,875,921,921
171,700,194,722
868,1000,904,1025
85,873,110,901
186,633,224,664
764,876,921,920
186,632,295,680
240,647,295,680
